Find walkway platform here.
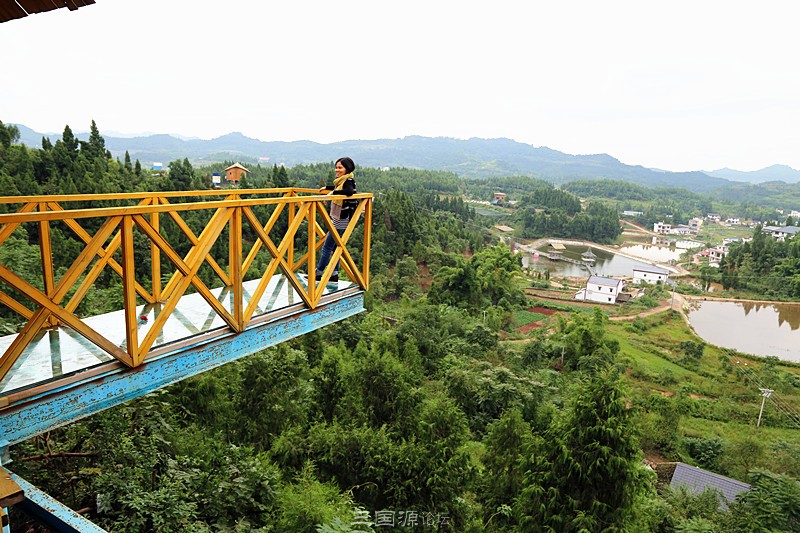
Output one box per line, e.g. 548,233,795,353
1,274,352,396
0,276,363,450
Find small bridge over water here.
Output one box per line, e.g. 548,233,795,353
0,188,372,531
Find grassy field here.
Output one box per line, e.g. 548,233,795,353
695,222,753,244
511,298,800,471
607,312,800,456
473,205,513,219
508,309,550,329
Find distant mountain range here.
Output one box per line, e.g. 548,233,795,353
705,165,800,184
13,124,800,193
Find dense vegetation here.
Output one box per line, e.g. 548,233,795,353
714,226,800,298
1,121,799,532
562,178,790,225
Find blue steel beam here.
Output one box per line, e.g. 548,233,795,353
10,472,107,532
0,293,363,446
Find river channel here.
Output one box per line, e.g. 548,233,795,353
686,300,800,362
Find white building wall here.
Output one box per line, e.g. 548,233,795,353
653,222,672,234
588,283,619,303
575,289,617,304
633,271,667,284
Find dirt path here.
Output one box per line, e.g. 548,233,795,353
523,290,690,324
621,219,658,236
608,302,672,321
681,294,800,306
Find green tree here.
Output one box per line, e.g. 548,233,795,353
479,408,533,528
428,256,481,308
80,119,106,160
60,124,79,156
311,345,349,423
272,164,290,187
559,308,620,371
662,485,725,529
345,343,422,430
517,366,644,532
471,243,524,308
445,358,542,435
166,158,195,191
235,345,312,449
411,393,473,523
722,469,800,532
274,463,358,532
0,120,20,148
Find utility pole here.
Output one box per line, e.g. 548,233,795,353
757,388,774,427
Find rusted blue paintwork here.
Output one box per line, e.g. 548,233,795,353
0,293,363,447
10,472,107,532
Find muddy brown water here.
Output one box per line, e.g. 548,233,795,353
686,300,800,362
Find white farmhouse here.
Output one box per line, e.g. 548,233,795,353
762,225,800,242
723,237,751,246
669,225,694,236
707,246,729,267
575,276,625,304
632,266,671,285
654,222,672,234
688,217,703,230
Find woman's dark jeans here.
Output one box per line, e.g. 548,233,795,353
316,227,344,277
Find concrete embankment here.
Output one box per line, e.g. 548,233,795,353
681,294,800,306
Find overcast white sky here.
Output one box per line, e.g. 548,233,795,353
2,0,799,172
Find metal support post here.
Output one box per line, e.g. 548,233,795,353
757,388,773,427
1,441,15,533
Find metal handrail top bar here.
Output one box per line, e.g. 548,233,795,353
0,187,354,204
0,191,373,224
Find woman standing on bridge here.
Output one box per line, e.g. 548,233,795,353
315,157,357,283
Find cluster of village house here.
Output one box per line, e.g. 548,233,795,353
647,211,800,268
575,210,800,305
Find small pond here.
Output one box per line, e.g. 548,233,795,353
686,300,800,362
616,239,704,263
522,244,661,278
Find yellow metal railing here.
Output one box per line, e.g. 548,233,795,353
0,189,372,379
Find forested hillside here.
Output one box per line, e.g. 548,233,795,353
2,120,799,532
561,178,793,227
